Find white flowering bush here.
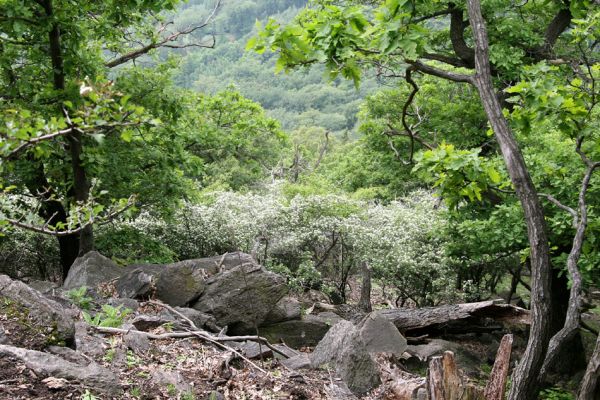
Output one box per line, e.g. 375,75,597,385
3,183,460,305
109,186,457,305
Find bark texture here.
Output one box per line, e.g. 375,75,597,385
484,334,513,400
466,1,553,399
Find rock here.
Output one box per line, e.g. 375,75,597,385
272,344,299,359
357,311,407,356
63,251,123,290
151,368,192,394
0,344,121,396
406,338,483,377
311,320,381,395
0,274,75,348
47,345,91,365
239,341,272,359
0,323,10,345
115,268,155,299
193,263,288,333
124,330,151,354
27,280,60,294
117,262,207,307
203,392,225,400
74,322,106,358
281,354,311,370
160,307,220,332
131,315,171,331
263,296,302,324
106,297,140,312
260,312,343,348
325,381,359,400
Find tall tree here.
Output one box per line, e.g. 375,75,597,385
0,0,219,277
249,0,599,397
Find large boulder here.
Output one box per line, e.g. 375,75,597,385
311,320,381,395
0,344,121,396
357,311,407,356
116,252,255,307
63,251,123,290
260,312,343,348
192,263,287,333
263,296,302,324
159,307,220,332
0,275,75,348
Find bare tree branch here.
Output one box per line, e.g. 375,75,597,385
4,196,135,237
105,0,221,68
538,193,577,226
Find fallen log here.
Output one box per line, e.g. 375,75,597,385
379,300,530,336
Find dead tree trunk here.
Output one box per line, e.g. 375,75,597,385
484,334,513,400
427,351,484,400
379,300,529,336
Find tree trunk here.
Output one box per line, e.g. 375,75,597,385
42,0,94,258
67,131,94,255
466,2,553,399
579,332,600,400
358,261,372,312
379,300,530,336
25,163,80,279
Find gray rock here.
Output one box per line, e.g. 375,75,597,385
47,345,91,365
281,354,311,370
311,320,381,395
0,323,10,345
0,274,75,348
74,322,106,358
406,339,482,376
171,252,255,275
151,368,192,394
357,311,407,356
325,381,359,400
63,252,123,290
263,296,302,324
27,280,60,294
272,344,299,359
193,263,288,333
117,262,206,307
0,344,121,395
115,268,155,299
260,313,343,348
160,307,220,331
131,315,171,331
203,391,225,400
239,341,272,359
124,330,151,354
106,297,140,312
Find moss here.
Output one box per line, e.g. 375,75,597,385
0,296,65,349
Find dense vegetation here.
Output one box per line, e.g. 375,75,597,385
1,0,599,399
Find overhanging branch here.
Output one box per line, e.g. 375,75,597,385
105,0,221,68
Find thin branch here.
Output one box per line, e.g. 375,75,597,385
410,8,453,23
408,60,474,84
105,0,221,68
5,196,135,237
403,67,420,162
2,127,76,160
538,193,577,226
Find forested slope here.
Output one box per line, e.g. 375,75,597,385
172,0,380,133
